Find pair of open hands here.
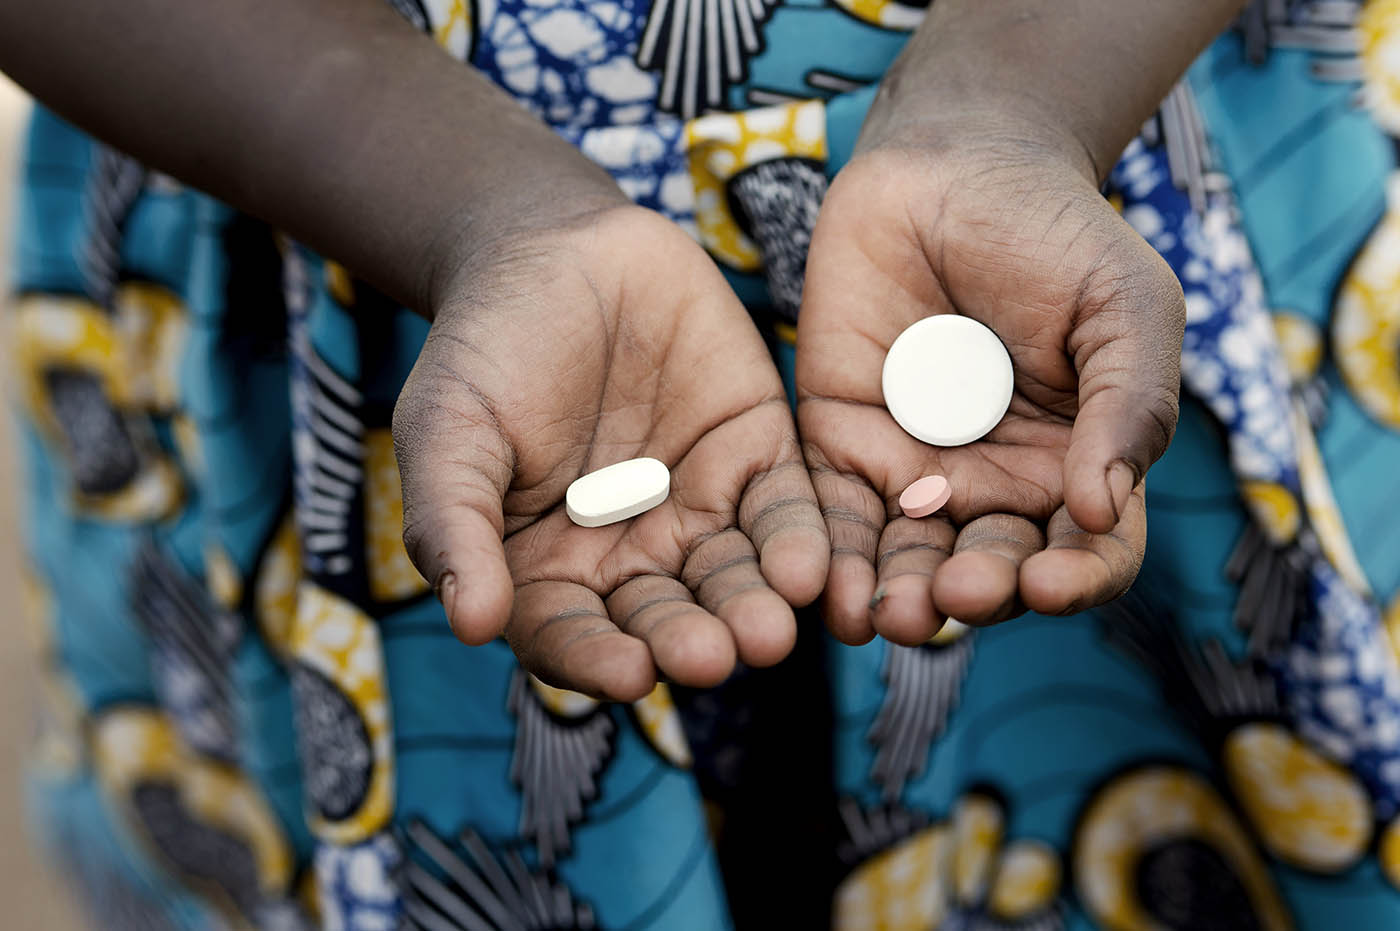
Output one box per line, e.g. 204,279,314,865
392,137,1186,701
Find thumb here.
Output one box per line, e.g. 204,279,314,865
393,369,515,645
1062,252,1185,534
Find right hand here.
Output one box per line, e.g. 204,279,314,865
393,205,829,701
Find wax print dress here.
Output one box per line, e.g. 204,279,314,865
12,0,1400,928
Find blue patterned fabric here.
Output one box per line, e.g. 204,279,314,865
11,2,1400,929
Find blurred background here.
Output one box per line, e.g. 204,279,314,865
0,73,86,929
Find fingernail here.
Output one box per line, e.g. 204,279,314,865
1107,461,1135,525
437,571,457,627
869,588,887,612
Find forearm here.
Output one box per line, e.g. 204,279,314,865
863,0,1247,181
0,0,624,312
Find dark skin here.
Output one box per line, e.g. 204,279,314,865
799,0,1247,644
0,0,1244,696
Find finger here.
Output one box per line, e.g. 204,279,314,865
1063,240,1184,534
809,459,885,645
933,514,1045,625
870,515,956,645
394,367,516,646
605,575,736,687
683,528,797,669
738,454,830,610
1020,481,1147,616
508,580,656,702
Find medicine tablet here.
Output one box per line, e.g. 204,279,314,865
881,315,1014,447
899,475,951,519
566,457,670,528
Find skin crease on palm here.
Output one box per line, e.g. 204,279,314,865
393,206,831,702
797,141,1186,649
0,0,1226,702
396,142,1188,698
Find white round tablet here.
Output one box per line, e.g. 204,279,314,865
565,457,671,528
881,315,1014,447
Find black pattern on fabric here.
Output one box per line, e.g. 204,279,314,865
220,214,291,363
727,157,827,321
284,250,371,594
386,0,431,31
866,638,974,801
1237,0,1362,80
636,0,781,118
834,797,930,869
1135,839,1264,931
43,368,144,496
401,821,597,930
78,145,146,309
943,911,1065,931
1147,81,1225,215
1223,522,1310,658
130,539,243,763
507,670,615,868
291,662,375,822
1098,590,1285,739
130,782,265,917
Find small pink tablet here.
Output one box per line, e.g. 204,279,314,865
899,475,951,519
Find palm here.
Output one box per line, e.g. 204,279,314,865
396,206,827,699
798,149,1182,645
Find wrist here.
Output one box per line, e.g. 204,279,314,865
426,198,686,328
420,168,629,319
856,0,1242,188
857,48,1103,187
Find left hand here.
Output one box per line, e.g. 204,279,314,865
796,132,1185,646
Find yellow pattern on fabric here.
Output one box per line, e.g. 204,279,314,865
526,674,690,765
1292,402,1372,594
364,429,430,602
1380,818,1400,888
255,516,302,654
172,412,204,479
1387,591,1400,668
833,825,951,931
291,583,395,844
833,791,1062,930
324,261,355,307
685,100,828,271
93,708,297,920
1222,723,1371,872
528,674,600,719
1073,766,1291,931
204,542,244,611
111,282,187,412
988,839,1062,920
930,618,972,645
827,0,926,31
952,792,1003,906
1239,481,1301,545
631,683,692,767
1361,0,1400,135
1272,312,1324,383
1333,172,1400,430
426,0,473,58
11,294,184,520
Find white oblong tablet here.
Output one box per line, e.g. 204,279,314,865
881,315,1014,447
565,457,671,528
